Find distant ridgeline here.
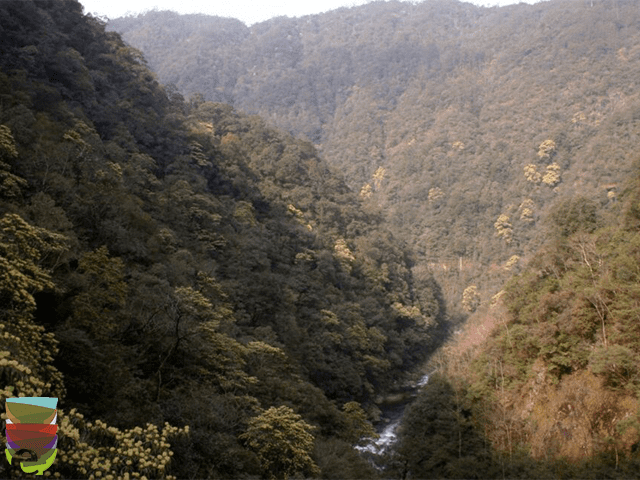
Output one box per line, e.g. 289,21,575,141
110,0,640,316
0,0,444,478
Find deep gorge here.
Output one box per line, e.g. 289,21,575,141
2,0,640,478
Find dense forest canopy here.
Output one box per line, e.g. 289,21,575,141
0,1,444,478
3,0,640,478
105,0,640,477
110,0,640,317
400,166,640,479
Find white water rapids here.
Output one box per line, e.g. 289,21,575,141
355,417,403,455
355,372,431,456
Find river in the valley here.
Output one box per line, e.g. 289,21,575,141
355,372,432,464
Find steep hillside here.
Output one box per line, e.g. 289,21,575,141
110,0,640,316
0,1,444,478
108,0,640,475
398,165,640,478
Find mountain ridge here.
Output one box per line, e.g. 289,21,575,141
1,0,640,477
109,0,640,318
107,0,640,475
0,1,444,477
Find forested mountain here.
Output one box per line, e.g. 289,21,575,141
394,165,640,479
0,1,444,478
104,0,640,477
4,0,640,478
110,0,640,317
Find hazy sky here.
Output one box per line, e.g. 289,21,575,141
79,0,542,26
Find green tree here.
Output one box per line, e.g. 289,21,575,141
494,214,513,244
462,285,480,313
341,401,377,445
395,375,492,479
240,405,320,479
0,124,27,198
547,196,599,238
68,246,127,339
0,213,67,401
153,276,239,400
537,139,557,160
589,345,636,389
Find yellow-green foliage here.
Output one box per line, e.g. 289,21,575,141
519,198,536,222
542,162,561,186
320,309,341,326
55,409,188,480
95,161,124,187
392,302,427,324
341,401,377,445
0,213,67,308
428,187,445,203
0,125,19,159
0,214,67,400
0,125,26,197
286,203,310,228
334,237,355,272
346,320,386,355
239,406,320,480
462,285,480,313
286,203,304,220
494,214,513,244
233,201,257,226
524,164,541,184
359,183,372,198
537,139,556,159
189,141,210,167
504,255,520,271
0,213,189,479
373,166,385,190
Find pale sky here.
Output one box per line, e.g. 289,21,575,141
79,0,542,26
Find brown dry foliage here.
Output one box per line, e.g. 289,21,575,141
525,370,638,461
434,301,640,465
